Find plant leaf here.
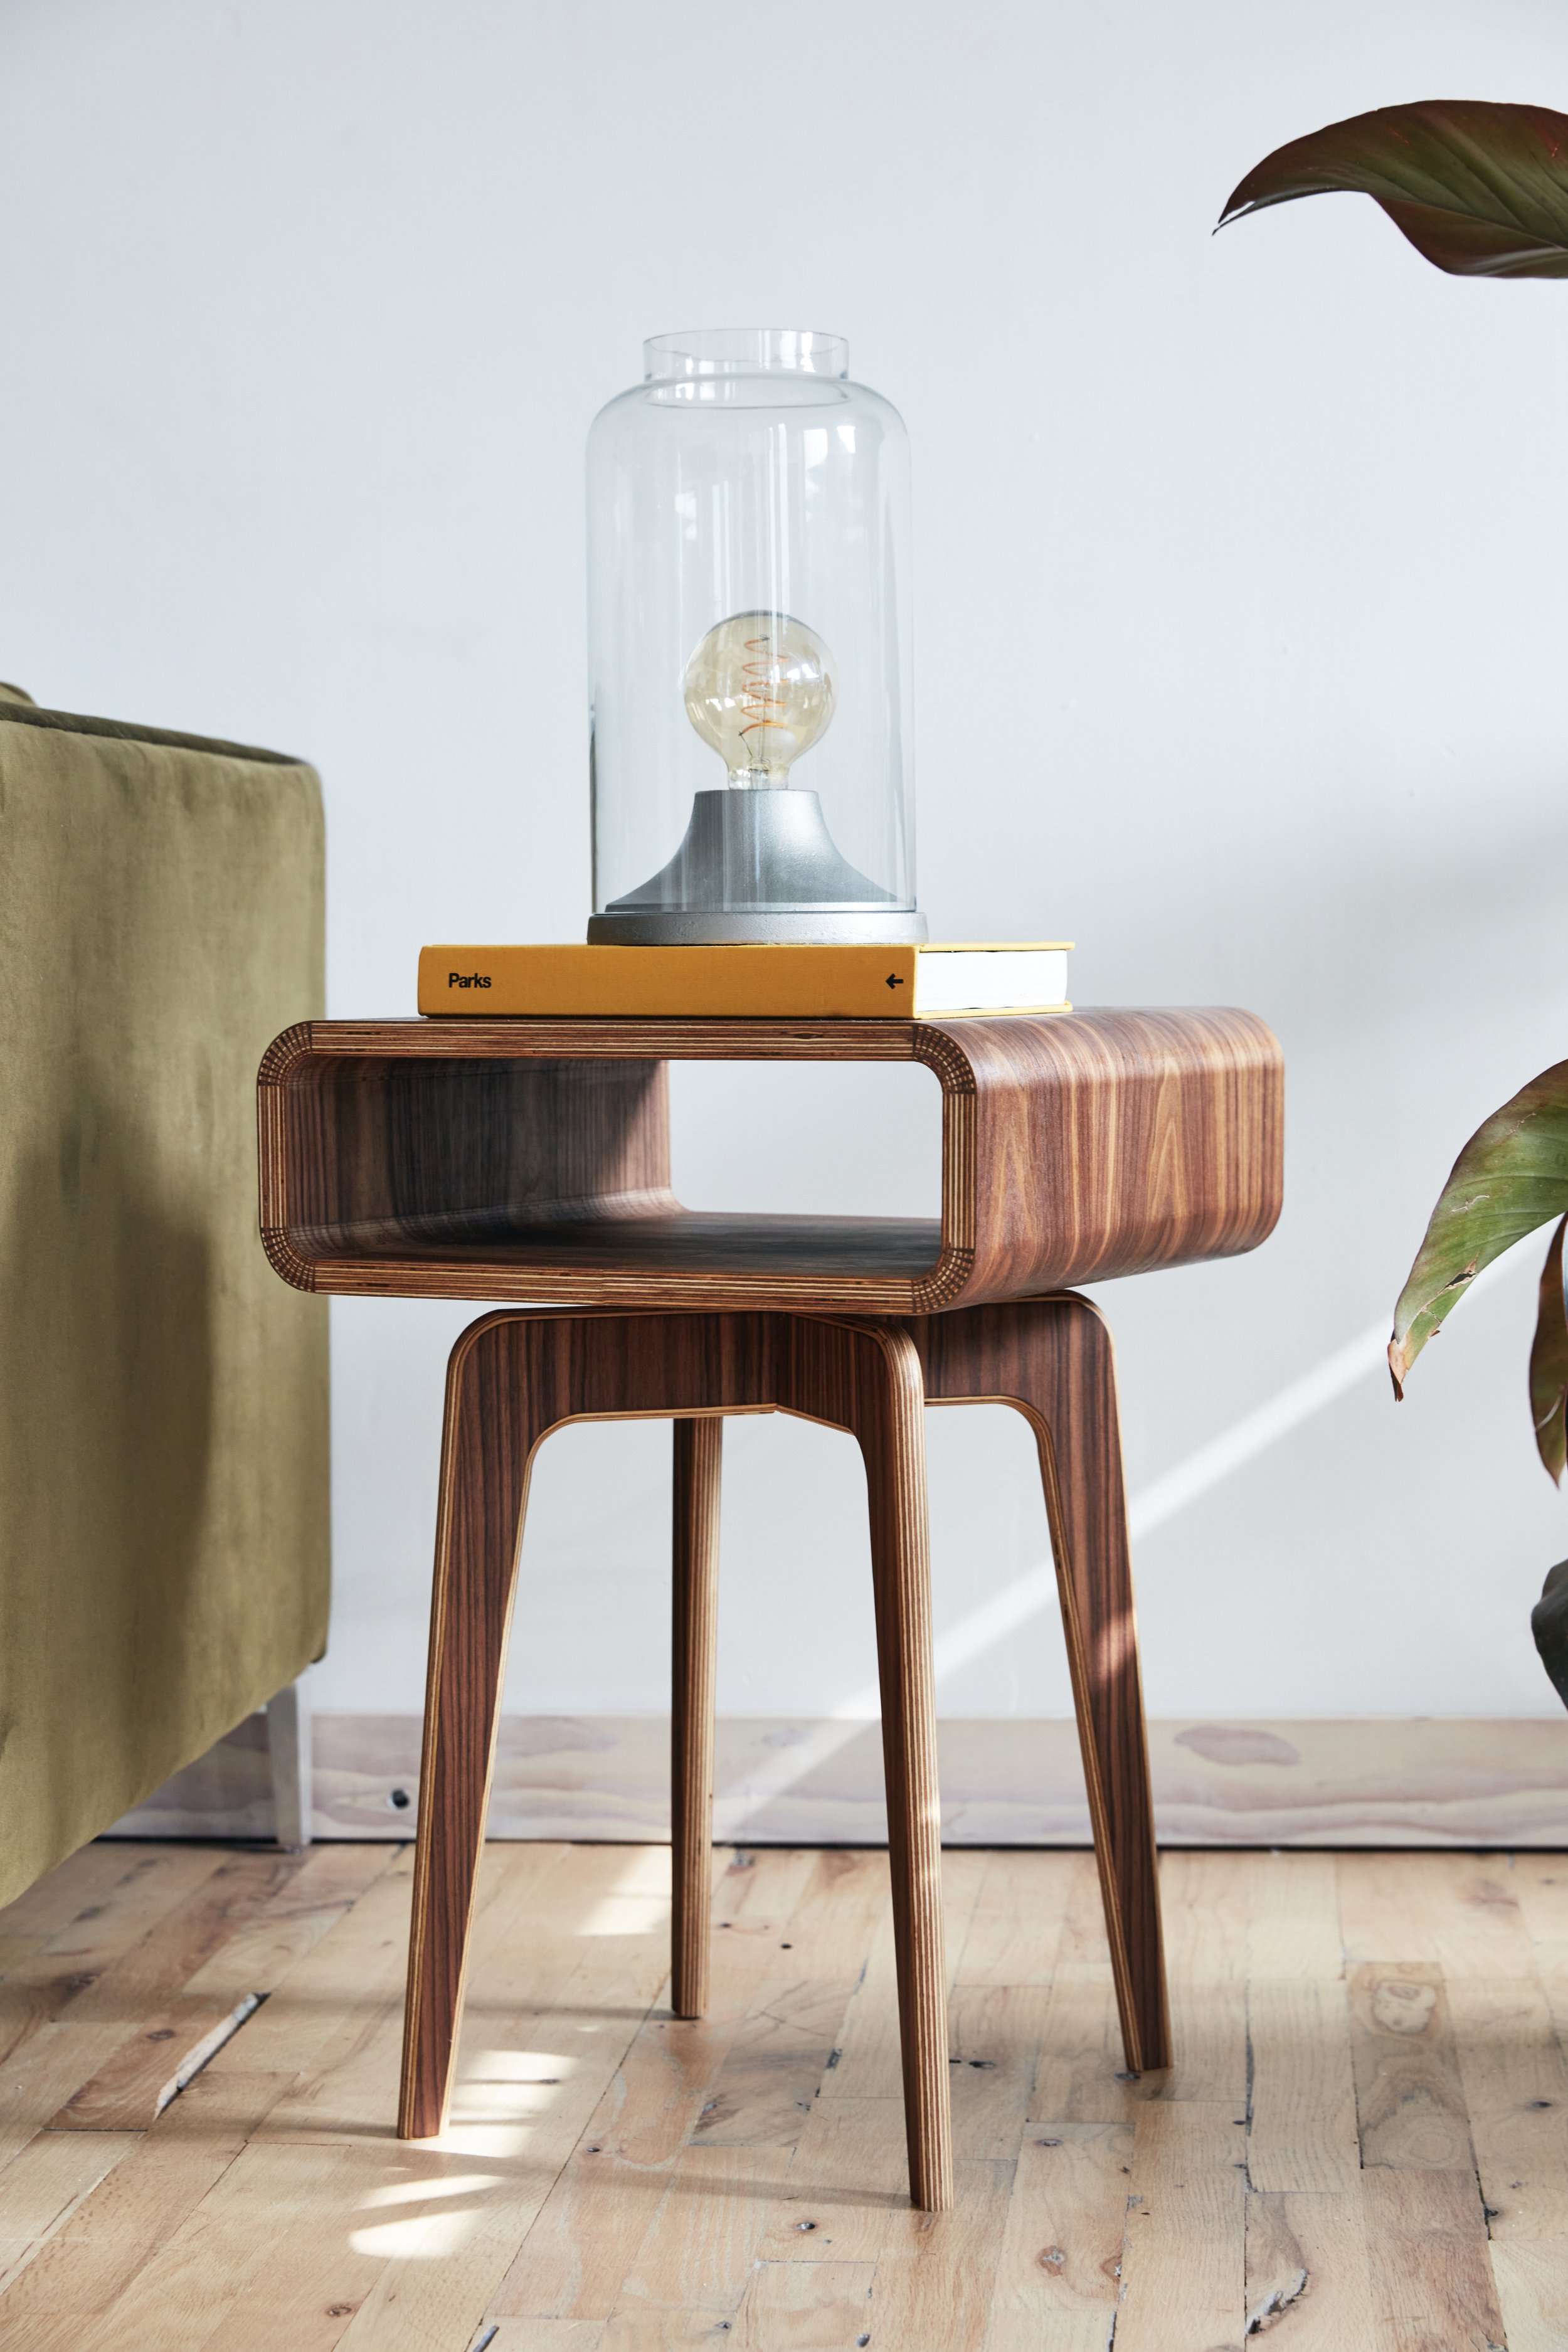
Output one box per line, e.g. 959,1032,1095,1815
1218,101,1568,278
1531,1217,1568,1483
1389,1058,1568,1394
1532,1560,1568,1710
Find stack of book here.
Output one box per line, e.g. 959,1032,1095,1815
416,941,1071,1019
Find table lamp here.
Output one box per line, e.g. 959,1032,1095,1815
585,329,926,946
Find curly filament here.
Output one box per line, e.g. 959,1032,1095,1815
738,635,788,739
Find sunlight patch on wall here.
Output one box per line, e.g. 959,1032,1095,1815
721,1251,1528,1827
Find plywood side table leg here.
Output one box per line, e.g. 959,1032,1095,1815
399,1318,535,2139
784,1318,953,2213
858,1330,952,2212
671,1415,722,2020
1033,1306,1169,2072
398,1306,776,2140
917,1297,1170,2074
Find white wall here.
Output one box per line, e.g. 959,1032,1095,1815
4,0,1567,1728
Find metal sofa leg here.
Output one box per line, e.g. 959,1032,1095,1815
266,1677,314,1851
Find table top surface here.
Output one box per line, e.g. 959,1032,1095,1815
263,1005,1278,1074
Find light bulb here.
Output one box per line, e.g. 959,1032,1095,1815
682,611,834,788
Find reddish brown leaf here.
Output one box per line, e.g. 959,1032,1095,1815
1218,101,1568,278
1531,1216,1568,1484
1389,1059,1568,1395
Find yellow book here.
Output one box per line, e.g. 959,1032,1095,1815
417,941,1072,1019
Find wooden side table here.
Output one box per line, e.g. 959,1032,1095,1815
258,1008,1283,2210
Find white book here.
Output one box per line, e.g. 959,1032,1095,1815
913,945,1071,1015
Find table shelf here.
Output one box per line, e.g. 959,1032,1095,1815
258,1010,1283,1313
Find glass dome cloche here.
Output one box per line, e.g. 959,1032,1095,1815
586,328,924,945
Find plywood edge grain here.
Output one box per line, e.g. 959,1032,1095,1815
275,1258,931,1311
258,1224,320,1294
257,1029,318,1290
256,1019,322,1088
264,1016,934,1061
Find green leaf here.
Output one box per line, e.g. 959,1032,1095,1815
1531,1217,1568,1484
1217,101,1568,278
1389,1059,1568,1394
1532,1560,1568,1710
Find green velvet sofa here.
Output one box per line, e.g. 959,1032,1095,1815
0,687,330,1906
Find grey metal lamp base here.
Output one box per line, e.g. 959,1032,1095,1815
588,906,929,945
595,787,925,947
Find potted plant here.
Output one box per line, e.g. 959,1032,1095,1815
1218,101,1568,1700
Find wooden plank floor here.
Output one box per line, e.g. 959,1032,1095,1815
0,1843,1565,2348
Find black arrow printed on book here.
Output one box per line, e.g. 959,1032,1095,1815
886,973,904,989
